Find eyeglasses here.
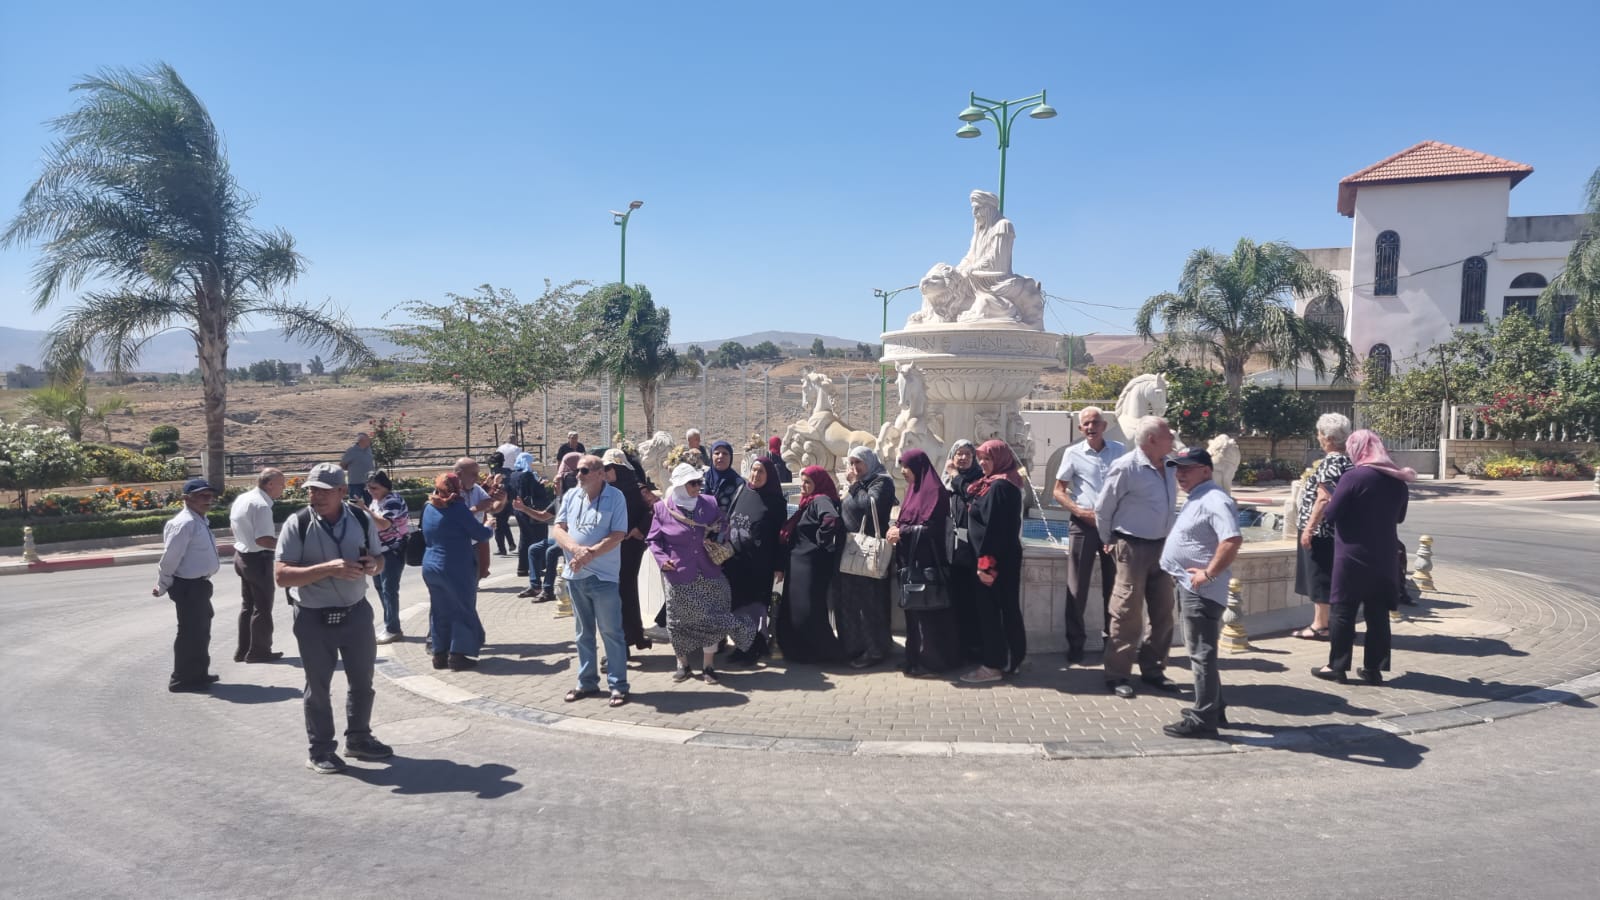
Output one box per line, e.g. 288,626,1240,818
685,480,703,487
576,467,592,475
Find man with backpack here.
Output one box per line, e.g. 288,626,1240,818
274,463,393,774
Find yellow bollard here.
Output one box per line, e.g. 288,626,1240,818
1220,578,1251,652
1412,535,1435,592
553,574,573,619
22,525,41,564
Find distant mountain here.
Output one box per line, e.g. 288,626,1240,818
0,326,405,374
671,330,874,352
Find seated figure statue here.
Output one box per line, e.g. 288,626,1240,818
908,190,1045,329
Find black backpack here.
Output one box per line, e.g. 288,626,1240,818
282,503,375,606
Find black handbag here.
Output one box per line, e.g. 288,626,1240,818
898,525,951,611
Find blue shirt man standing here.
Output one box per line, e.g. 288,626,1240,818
554,454,631,706
1052,405,1125,664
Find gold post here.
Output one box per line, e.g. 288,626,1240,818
1220,577,1251,651
553,575,573,619
22,526,41,564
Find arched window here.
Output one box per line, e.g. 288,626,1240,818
1305,296,1345,332
1374,231,1400,296
1508,272,1548,290
1369,343,1392,386
1459,257,1487,323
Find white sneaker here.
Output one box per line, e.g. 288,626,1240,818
375,631,401,645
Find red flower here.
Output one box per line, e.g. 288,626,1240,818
1183,409,1191,416
1202,411,1210,418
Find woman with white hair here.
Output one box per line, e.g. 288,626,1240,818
1292,413,1353,640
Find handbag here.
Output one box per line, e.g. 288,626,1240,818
898,525,952,610
667,500,732,566
839,489,892,580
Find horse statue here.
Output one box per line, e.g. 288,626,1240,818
876,362,944,476
1206,433,1242,495
1102,373,1170,447
781,371,878,473
637,430,675,487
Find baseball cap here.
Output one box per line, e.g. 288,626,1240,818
1165,447,1214,468
304,462,348,490
601,448,629,468
181,477,215,495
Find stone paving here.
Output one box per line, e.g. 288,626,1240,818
381,560,1600,754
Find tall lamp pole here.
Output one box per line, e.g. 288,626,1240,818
954,90,1057,214
611,200,643,438
873,285,917,426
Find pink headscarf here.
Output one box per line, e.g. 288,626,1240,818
969,440,1028,497
555,452,583,481
1346,430,1417,482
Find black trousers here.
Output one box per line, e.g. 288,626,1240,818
976,563,1025,672
234,550,276,659
1327,597,1392,673
1065,520,1115,647
494,508,516,554
169,576,214,686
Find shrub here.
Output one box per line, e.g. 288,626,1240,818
147,424,180,456
0,419,87,509
1460,456,1488,478
81,443,176,483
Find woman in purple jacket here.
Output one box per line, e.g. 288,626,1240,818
1311,430,1414,685
647,463,758,684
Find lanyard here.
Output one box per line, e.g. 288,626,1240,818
316,508,349,547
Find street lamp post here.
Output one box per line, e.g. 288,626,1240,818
873,285,917,426
954,90,1057,215
611,200,643,438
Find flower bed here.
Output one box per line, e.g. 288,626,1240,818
1463,453,1595,480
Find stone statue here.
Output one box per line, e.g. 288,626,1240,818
907,190,1045,330
780,370,878,473
1206,433,1241,496
875,362,944,475
638,430,674,487
1102,373,1170,447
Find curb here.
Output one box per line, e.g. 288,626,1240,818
374,605,1600,760
0,540,234,577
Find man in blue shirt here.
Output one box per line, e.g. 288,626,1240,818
554,454,631,706
1052,405,1125,664
1095,415,1178,699
1159,448,1242,738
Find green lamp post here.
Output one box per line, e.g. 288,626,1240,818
872,284,917,425
954,90,1056,214
611,200,643,437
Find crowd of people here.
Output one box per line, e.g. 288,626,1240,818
149,413,1415,769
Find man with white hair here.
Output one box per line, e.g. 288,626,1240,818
561,431,586,458
1052,405,1124,664
683,428,705,467
1095,415,1179,700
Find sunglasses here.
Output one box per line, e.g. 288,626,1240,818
685,480,703,487
576,467,592,475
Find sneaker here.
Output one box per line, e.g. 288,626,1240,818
517,587,540,599
537,588,557,603
1162,719,1219,739
959,666,1004,684
243,651,285,662
375,632,401,645
345,736,394,761
306,753,347,774
1108,679,1136,699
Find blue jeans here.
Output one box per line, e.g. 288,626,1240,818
371,547,406,634
568,575,629,695
525,538,559,590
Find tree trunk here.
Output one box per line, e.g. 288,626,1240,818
638,378,657,437
1223,359,1246,425
196,287,229,488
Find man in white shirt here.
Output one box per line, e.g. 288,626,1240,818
454,456,504,580
1052,406,1125,665
230,468,286,663
153,478,222,693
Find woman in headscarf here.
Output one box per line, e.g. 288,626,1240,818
775,465,844,664
508,452,550,580
421,472,494,671
960,440,1027,684
703,440,745,532
723,455,789,664
603,448,654,653
943,439,985,662
647,463,757,684
885,449,960,676
766,436,793,483
837,446,898,668
1312,430,1414,685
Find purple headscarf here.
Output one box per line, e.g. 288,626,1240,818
895,449,949,526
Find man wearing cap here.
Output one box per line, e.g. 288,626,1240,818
554,453,631,706
1159,447,1242,738
1095,415,1179,700
274,463,392,773
340,432,374,503
229,467,286,663
1052,405,1125,665
152,478,223,693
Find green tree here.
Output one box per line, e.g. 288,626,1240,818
1156,363,1233,443
307,354,326,376
1137,238,1353,422
710,341,748,368
685,344,706,365
1056,334,1093,370
1540,166,1600,353
1071,364,1133,403
810,338,826,358
749,340,783,361
1,64,370,485
572,283,688,437
1240,384,1318,459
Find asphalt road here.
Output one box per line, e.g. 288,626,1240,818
1401,495,1600,595
5,538,1600,898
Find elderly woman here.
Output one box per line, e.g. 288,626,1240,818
603,448,654,653
703,440,745,532
724,456,789,665
886,449,960,676
647,463,757,684
837,446,898,668
1312,430,1414,685
365,470,410,645
1293,413,1354,640
943,439,985,662
961,440,1027,684
421,473,494,671
776,466,845,663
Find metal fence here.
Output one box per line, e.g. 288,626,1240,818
223,444,547,477
1449,404,1598,443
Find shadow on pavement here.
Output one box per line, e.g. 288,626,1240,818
345,757,522,798
1228,723,1428,769
1215,657,1290,674
475,642,571,677
713,663,835,693
626,689,750,713
208,683,301,704
1224,682,1379,717
1386,671,1596,705
1390,633,1529,658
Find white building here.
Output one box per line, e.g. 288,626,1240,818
1296,140,1584,376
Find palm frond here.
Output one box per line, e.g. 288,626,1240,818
42,289,192,374
248,299,374,369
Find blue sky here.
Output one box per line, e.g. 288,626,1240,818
2,0,1596,347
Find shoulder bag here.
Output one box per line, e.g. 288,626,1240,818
898,525,951,611
839,489,892,579
666,500,733,566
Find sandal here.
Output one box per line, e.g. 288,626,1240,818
608,691,629,707
700,668,720,685
1291,627,1329,640
564,688,599,703
671,666,693,683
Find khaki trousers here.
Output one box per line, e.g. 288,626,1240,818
1103,536,1175,680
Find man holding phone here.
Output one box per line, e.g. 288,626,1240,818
275,462,393,774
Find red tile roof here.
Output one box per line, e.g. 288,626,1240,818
1336,141,1533,216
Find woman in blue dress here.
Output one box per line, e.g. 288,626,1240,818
422,472,494,671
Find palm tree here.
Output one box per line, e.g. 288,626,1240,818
20,371,131,442
1540,166,1600,354
1,64,371,484
1136,238,1353,422
575,283,690,438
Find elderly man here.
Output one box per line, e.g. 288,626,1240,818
275,463,392,774
153,478,222,693
684,428,705,467
1095,415,1179,700
455,456,503,580
340,432,374,503
1159,448,1242,738
1052,405,1125,664
230,467,286,663
554,454,631,707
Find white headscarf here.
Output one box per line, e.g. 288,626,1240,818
848,445,885,482
667,462,703,508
